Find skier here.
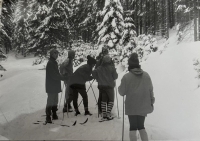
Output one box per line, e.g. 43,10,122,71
45,49,67,123
69,55,96,116
92,55,118,121
60,50,75,113
118,53,155,141
95,46,110,115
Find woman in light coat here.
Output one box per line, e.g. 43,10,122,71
118,53,155,141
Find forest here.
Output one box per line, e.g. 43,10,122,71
0,0,200,60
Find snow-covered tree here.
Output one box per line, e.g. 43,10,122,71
0,0,16,54
120,11,137,61
28,0,71,56
13,0,35,56
96,0,124,50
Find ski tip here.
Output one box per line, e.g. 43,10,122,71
33,122,40,124
72,120,77,126
61,125,70,127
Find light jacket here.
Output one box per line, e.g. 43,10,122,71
118,68,155,116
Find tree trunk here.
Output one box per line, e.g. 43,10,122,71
194,0,198,41
165,0,169,38
0,0,3,27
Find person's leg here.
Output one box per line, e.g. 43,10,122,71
101,89,108,118
106,88,114,118
72,88,78,110
63,84,73,112
77,88,92,115
128,115,137,141
98,88,102,114
52,93,58,119
45,93,54,123
137,116,148,141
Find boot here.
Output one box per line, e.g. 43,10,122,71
139,129,148,141
46,116,52,123
84,110,92,116
129,130,137,141
52,106,58,120
52,113,58,120
75,109,81,116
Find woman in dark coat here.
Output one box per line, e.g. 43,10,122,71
92,55,118,121
45,49,66,123
69,55,96,116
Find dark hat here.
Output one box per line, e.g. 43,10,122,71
68,50,75,59
102,55,112,64
87,55,96,65
128,53,140,68
102,46,109,55
50,49,59,57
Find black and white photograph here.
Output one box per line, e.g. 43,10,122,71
0,0,200,140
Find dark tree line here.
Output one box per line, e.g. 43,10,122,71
0,0,199,57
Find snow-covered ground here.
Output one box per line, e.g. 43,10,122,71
0,29,200,141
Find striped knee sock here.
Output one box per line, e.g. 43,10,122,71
101,102,107,118
107,102,114,117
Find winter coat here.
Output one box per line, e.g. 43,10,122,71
69,64,93,89
92,65,118,89
59,58,73,83
118,68,155,116
46,57,65,93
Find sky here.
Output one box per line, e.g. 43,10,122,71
0,29,200,141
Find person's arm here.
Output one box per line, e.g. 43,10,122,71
112,67,118,80
92,69,98,80
48,62,67,81
149,75,155,105
118,76,127,96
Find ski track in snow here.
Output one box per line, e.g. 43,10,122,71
0,30,200,140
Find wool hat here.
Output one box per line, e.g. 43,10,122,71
87,55,96,65
102,55,112,64
128,53,140,68
50,49,59,57
68,50,75,59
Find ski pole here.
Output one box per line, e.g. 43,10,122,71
122,96,124,141
59,82,65,108
78,79,95,107
115,86,120,119
89,81,98,104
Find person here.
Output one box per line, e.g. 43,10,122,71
118,53,155,141
92,55,118,121
69,55,96,116
45,49,67,123
95,46,109,115
60,50,75,113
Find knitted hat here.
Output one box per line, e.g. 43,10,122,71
87,55,96,65
68,50,75,59
128,53,140,68
50,49,59,57
102,47,109,56
102,55,112,64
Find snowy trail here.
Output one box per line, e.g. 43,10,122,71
1,37,200,140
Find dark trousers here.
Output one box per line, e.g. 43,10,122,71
101,88,114,103
98,89,102,112
128,115,145,131
72,88,88,111
45,93,58,116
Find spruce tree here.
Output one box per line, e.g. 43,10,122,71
28,0,71,56
96,0,124,50
120,11,137,61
